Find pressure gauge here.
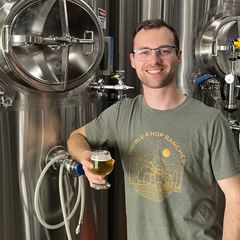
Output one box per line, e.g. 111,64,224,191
225,74,235,84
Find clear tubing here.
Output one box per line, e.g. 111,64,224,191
76,176,85,234
59,164,72,240
34,154,82,230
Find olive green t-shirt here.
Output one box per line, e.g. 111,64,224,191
85,95,240,240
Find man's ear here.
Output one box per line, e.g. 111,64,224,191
129,53,136,69
177,50,182,63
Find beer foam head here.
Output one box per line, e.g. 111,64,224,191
91,150,112,161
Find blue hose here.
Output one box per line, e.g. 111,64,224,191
194,74,213,86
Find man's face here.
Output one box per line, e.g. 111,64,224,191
129,27,182,89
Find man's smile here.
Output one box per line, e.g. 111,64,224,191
145,67,164,74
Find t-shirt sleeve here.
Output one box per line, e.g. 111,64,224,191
210,112,240,180
85,102,119,148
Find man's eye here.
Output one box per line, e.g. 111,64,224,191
139,49,151,55
161,49,171,55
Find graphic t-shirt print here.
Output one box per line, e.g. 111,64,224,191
128,131,186,202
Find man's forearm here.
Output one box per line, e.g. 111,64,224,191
222,199,240,240
67,132,91,161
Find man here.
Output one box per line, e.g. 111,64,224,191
67,19,240,239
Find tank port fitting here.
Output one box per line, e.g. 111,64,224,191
45,146,84,176
89,70,134,100
228,118,240,131
90,80,134,91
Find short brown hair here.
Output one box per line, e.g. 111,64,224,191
133,19,180,51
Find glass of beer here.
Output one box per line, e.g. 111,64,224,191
89,150,115,190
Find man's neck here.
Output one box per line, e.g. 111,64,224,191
143,85,187,111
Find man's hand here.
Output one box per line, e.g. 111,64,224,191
78,150,106,188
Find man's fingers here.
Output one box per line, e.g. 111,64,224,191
85,171,106,185
81,159,93,169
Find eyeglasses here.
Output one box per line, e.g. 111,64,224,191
133,45,177,60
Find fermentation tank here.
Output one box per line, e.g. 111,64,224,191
0,0,110,239
1,1,240,240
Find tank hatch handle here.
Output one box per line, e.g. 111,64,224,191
7,33,94,47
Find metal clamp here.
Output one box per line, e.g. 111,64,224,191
0,83,13,108
228,118,240,131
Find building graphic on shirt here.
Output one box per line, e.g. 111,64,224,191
128,131,186,202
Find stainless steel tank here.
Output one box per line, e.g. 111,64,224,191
0,0,109,239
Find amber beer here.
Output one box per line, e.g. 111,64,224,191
89,150,115,190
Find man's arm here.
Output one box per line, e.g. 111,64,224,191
218,173,240,240
67,126,106,187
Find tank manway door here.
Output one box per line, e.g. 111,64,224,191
196,15,240,77
0,0,104,92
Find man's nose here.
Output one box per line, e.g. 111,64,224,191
148,50,162,62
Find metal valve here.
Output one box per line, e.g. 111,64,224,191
228,118,240,131
46,146,84,177
89,70,134,100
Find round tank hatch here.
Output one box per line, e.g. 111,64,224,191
196,15,240,77
1,0,104,92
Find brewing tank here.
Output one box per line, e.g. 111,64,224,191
1,1,240,239
0,0,109,239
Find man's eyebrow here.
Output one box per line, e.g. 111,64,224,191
134,44,175,49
